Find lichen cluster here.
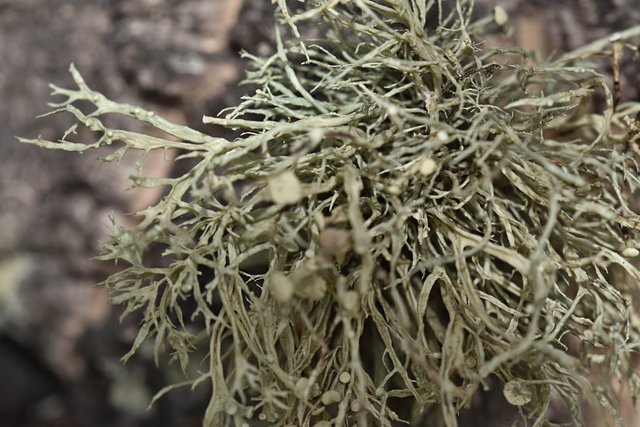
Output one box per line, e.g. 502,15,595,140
22,1,640,425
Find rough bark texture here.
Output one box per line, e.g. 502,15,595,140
0,1,638,426
481,0,640,103
0,1,249,426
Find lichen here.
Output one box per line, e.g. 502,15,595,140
21,1,640,426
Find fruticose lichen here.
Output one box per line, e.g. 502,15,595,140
21,1,640,425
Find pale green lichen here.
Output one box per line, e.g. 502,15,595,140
20,0,640,426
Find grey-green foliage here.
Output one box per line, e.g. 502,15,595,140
21,0,640,425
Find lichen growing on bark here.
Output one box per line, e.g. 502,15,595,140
21,1,640,425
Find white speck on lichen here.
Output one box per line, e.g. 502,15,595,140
494,6,508,26
341,291,359,314
321,390,341,405
268,171,302,205
270,273,294,303
339,372,351,384
419,157,437,176
503,380,532,406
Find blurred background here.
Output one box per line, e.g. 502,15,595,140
0,0,639,426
